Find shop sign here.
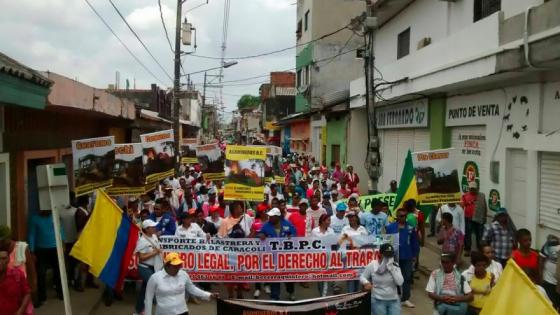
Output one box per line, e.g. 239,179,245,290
375,98,428,129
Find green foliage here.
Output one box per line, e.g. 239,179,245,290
237,94,260,110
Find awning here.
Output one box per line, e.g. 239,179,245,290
272,87,296,97
275,110,317,125
180,119,200,128
140,109,173,124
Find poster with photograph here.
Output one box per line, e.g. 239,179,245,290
196,143,225,181
180,138,199,164
106,143,150,196
266,146,285,185
412,149,461,205
141,130,175,184
72,136,115,196
224,145,266,201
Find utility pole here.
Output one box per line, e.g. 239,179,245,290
363,0,380,193
173,0,184,172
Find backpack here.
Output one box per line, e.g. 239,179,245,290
229,215,246,238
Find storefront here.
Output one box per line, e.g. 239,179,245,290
446,83,560,245
377,98,430,192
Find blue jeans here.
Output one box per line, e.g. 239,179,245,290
372,298,401,315
347,280,361,293
317,282,331,296
436,302,468,315
399,259,413,301
136,265,155,313
270,282,294,300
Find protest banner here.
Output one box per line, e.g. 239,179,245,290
217,291,370,314
342,193,397,212
224,145,267,201
412,149,461,204
140,234,397,283
106,143,150,196
141,130,175,185
72,136,115,196
180,138,198,164
196,143,225,180
266,146,285,185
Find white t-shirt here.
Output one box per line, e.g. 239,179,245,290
541,244,560,285
175,223,206,238
436,204,465,234
426,270,472,296
135,234,163,271
330,215,349,234
341,225,368,238
311,227,335,237
305,207,327,236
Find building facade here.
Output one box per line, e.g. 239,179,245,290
350,0,560,245
295,0,364,162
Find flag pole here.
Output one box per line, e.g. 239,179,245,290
49,185,73,315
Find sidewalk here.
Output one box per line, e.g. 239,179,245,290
35,286,104,315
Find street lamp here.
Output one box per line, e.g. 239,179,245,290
182,61,238,79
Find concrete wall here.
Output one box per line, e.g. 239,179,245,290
45,72,135,119
347,108,369,194
445,82,560,247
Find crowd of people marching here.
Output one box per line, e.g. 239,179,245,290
1,150,559,315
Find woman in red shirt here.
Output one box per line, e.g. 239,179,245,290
511,228,540,280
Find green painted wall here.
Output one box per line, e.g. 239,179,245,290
429,97,451,149
326,115,347,166
296,44,313,70
0,73,49,109
295,44,313,113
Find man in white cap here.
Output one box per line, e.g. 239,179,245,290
258,208,296,301
461,181,487,256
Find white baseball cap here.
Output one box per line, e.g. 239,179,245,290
267,208,282,217
142,219,158,229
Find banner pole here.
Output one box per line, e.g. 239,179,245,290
49,186,73,315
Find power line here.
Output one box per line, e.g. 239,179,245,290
83,0,169,87
108,0,174,81
199,46,363,85
157,0,174,54
186,0,209,13
187,22,352,60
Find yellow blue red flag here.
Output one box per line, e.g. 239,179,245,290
70,189,139,289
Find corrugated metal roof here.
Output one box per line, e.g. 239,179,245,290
322,89,349,107
0,52,52,87
274,87,296,96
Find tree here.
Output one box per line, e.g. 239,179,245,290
237,94,260,111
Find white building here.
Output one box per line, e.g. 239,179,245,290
349,0,560,245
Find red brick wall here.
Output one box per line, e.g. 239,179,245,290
270,72,295,87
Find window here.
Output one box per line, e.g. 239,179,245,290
304,10,310,31
297,20,302,39
297,69,302,88
305,65,311,86
474,0,501,22
397,28,410,59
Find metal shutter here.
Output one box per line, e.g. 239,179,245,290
539,152,560,230
451,126,487,193
379,129,429,191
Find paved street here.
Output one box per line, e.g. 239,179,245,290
36,239,441,315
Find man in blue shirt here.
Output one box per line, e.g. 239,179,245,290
359,199,388,235
259,208,296,300
149,199,176,236
28,209,65,303
386,208,420,308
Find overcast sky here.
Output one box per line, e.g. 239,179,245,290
0,0,296,120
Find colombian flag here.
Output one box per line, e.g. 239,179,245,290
481,259,557,315
392,150,419,213
70,189,139,289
